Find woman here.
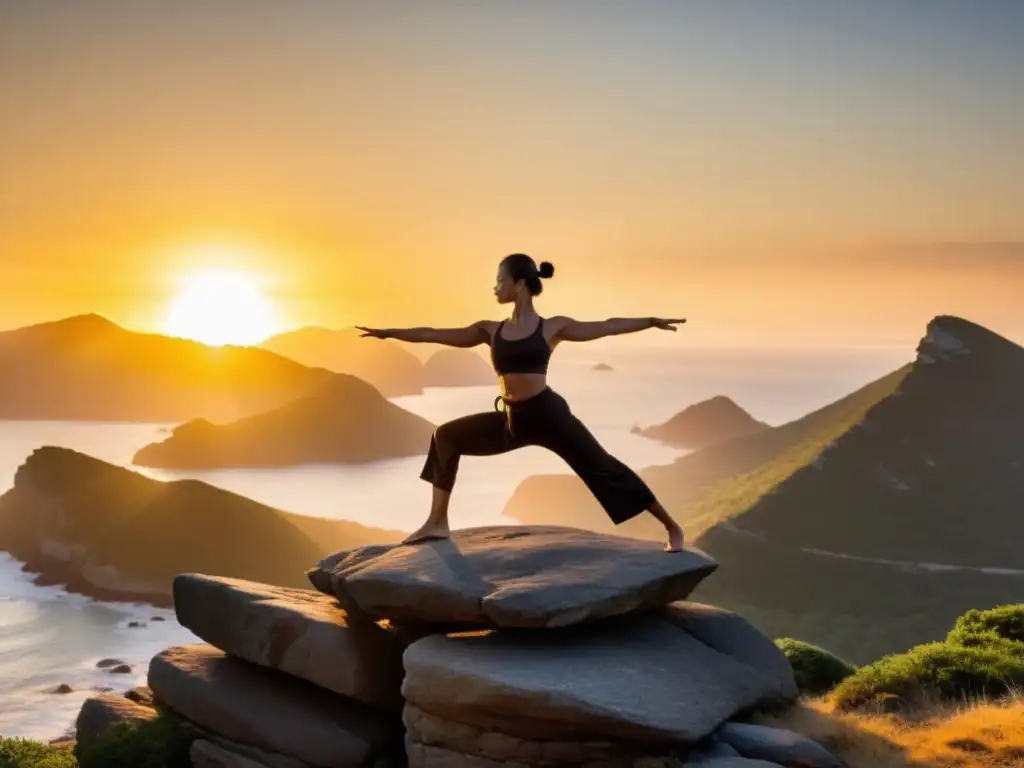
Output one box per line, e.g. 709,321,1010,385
357,253,687,552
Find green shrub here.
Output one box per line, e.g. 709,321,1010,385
0,738,76,768
947,605,1024,648
832,640,1024,711
74,715,193,768
774,637,857,695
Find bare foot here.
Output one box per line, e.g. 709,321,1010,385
402,518,451,545
665,525,685,553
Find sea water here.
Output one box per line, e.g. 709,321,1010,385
0,344,909,739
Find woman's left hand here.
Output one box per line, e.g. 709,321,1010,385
652,318,687,331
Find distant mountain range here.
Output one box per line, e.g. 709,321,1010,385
0,315,333,422
503,315,1024,661
0,315,497,423
0,447,402,605
133,374,435,468
260,326,494,395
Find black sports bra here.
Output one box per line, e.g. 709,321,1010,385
490,318,552,375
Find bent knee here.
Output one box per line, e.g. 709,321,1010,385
433,421,460,449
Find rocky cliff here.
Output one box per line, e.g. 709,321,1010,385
0,447,401,605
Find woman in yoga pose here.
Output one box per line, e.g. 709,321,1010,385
356,253,687,552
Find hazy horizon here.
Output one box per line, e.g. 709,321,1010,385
2,1,1022,348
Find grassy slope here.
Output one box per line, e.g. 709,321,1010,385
690,318,1024,661
727,328,1024,568
504,364,910,543
761,694,1024,768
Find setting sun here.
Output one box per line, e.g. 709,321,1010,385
164,268,279,346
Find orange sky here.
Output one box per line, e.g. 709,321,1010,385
1,3,1022,348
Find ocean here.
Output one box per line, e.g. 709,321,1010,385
0,344,910,740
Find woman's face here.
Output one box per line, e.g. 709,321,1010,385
493,262,521,304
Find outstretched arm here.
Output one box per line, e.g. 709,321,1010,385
357,321,496,348
549,316,686,343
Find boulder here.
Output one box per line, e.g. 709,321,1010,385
173,573,406,712
308,526,717,628
148,644,400,768
74,692,158,753
715,723,842,768
402,602,797,746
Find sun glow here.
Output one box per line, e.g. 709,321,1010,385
164,268,280,346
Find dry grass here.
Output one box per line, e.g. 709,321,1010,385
755,692,1024,768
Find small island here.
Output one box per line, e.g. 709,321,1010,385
593,362,614,372
132,374,435,468
634,395,768,449
422,349,494,387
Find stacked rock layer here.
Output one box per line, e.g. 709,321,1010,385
75,526,843,768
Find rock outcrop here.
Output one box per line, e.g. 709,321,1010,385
402,604,796,745
172,574,406,712
74,524,842,768
75,691,159,752
132,374,435,468
148,644,400,767
307,526,718,628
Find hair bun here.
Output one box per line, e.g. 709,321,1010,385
537,261,555,279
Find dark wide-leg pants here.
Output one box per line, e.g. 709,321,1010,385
419,387,657,525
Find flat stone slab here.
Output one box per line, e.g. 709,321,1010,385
308,525,718,628
404,703,659,766
148,644,400,768
402,602,797,746
173,573,406,712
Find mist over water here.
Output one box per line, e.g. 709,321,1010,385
0,344,910,739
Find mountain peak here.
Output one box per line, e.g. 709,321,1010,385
916,315,1020,365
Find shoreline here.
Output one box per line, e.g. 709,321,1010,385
3,545,173,609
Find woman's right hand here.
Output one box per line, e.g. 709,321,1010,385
356,326,390,339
